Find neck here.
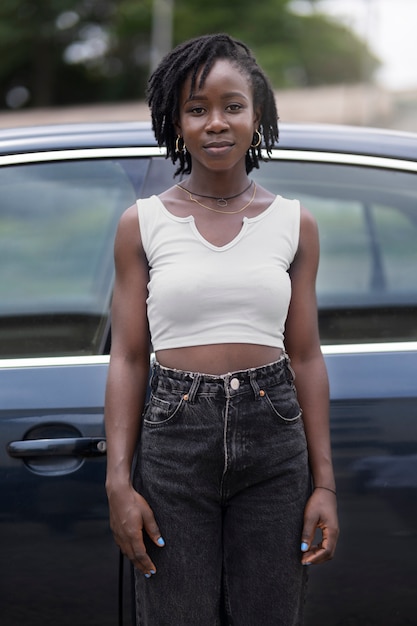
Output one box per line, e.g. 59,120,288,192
180,176,251,198
183,167,250,198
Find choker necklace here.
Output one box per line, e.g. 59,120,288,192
176,182,257,215
176,180,252,207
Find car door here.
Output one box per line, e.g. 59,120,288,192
252,152,417,625
0,150,175,626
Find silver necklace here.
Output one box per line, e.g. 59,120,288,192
176,182,257,215
176,180,253,207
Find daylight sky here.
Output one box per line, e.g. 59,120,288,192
292,0,417,90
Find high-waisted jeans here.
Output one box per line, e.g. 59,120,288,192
133,356,310,625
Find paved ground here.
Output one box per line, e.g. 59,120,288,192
1,84,416,133
387,96,417,132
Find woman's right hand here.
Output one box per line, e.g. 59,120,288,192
107,484,165,577
105,207,163,576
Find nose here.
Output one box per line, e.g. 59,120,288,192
205,108,229,133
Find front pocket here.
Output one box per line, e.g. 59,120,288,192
263,384,302,423
143,392,185,426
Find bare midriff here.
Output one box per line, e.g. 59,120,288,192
155,344,284,376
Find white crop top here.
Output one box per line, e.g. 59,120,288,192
137,194,300,352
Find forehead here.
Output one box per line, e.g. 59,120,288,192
183,58,252,96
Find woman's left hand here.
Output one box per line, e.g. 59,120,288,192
300,488,339,565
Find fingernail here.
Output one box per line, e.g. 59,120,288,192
301,542,309,552
150,569,156,575
157,537,165,547
144,573,151,578
303,562,312,566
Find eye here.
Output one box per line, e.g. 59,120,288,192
189,106,205,115
226,103,243,112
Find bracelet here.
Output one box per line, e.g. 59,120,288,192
314,486,336,495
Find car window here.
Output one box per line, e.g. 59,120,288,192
253,161,417,344
0,159,145,358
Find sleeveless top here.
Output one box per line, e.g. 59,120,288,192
136,194,300,352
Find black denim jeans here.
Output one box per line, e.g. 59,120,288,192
133,356,310,625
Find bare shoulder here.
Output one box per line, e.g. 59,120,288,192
118,203,139,232
289,205,320,276
300,205,318,233
298,205,319,250
114,203,143,259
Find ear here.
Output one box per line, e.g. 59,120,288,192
253,105,262,129
173,118,182,136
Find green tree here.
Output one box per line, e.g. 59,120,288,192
0,0,118,107
0,0,379,110
283,11,380,86
172,0,378,87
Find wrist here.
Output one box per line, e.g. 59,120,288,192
314,485,336,496
105,471,133,495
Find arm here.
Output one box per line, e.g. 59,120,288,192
105,205,164,576
285,206,339,565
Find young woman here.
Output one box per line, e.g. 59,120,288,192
105,33,339,625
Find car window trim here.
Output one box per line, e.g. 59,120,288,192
0,355,111,369
1,341,417,369
1,148,417,174
268,150,417,172
322,341,417,355
0,147,166,166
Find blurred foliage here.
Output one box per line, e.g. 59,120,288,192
0,0,379,110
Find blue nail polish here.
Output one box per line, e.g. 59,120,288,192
144,573,151,578
157,537,165,547
301,542,309,552
150,569,156,575
303,562,312,566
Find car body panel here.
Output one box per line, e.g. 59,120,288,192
1,120,417,161
0,360,112,625
1,122,416,625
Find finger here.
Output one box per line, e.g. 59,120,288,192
113,522,159,576
319,526,339,561
141,506,166,549
300,522,316,556
132,549,157,576
301,528,338,565
301,543,333,565
130,533,158,576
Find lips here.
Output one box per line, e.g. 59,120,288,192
203,141,234,156
204,141,233,148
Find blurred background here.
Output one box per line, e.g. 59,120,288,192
1,0,416,131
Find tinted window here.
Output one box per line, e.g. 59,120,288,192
0,159,143,358
253,161,417,344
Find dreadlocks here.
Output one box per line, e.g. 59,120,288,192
146,33,279,175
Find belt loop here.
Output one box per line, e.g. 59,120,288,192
249,369,261,399
186,373,201,403
284,353,296,383
149,362,158,392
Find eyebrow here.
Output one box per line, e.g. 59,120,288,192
185,91,249,103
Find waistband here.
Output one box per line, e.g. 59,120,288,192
151,354,293,399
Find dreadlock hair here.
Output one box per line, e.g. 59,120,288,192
146,33,279,175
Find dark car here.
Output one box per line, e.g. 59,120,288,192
1,121,417,625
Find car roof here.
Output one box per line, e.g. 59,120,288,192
0,120,416,161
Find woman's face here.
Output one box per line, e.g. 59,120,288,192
175,59,261,175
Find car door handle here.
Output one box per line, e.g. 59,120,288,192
7,437,107,458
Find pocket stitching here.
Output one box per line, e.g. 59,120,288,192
143,394,185,426
263,391,302,423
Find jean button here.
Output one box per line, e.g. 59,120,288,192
230,378,240,390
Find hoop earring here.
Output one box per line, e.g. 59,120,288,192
250,130,262,148
175,135,186,154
